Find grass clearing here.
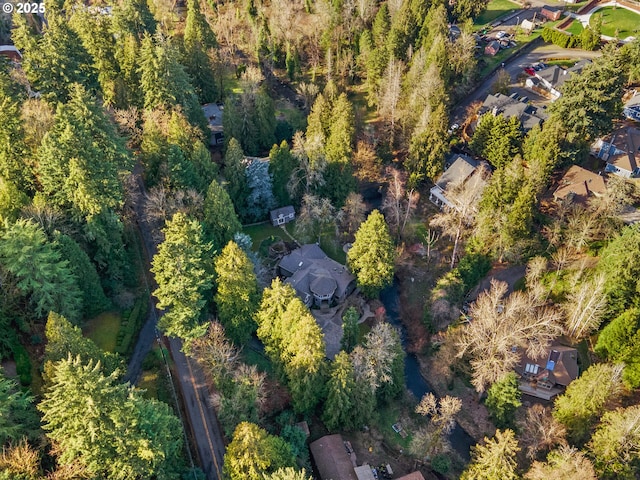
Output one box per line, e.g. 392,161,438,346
592,6,640,39
474,0,520,28
243,347,275,376
565,19,585,35
138,345,174,405
83,312,121,353
244,222,292,252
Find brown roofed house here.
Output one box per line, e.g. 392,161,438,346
541,5,561,21
553,165,606,205
396,472,427,480
485,40,501,56
310,434,358,480
515,345,579,400
593,126,640,178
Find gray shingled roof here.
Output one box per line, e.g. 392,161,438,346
436,154,478,191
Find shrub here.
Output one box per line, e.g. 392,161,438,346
431,454,451,474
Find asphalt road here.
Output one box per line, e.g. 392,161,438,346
453,44,602,122
124,166,225,480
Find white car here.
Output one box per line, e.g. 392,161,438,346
496,31,508,39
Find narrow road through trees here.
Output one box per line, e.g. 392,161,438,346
124,166,225,480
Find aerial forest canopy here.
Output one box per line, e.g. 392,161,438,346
1,0,640,478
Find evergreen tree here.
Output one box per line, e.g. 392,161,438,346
214,241,259,345
0,220,82,322
203,179,242,252
245,158,276,222
54,234,109,319
269,141,298,206
0,177,28,224
39,356,183,479
151,213,212,343
461,429,520,480
37,84,131,218
553,363,623,445
407,101,449,183
44,312,121,381
588,405,640,479
347,210,395,298
0,371,38,445
11,13,98,103
182,0,217,103
0,82,33,193
224,138,249,217
485,373,522,429
139,34,207,130
595,308,640,389
111,0,157,41
322,351,358,431
224,422,296,480
340,307,360,353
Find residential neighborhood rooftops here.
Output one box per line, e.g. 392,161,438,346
534,60,590,98
430,153,488,211
480,93,547,132
593,125,640,178
310,434,358,480
553,165,606,204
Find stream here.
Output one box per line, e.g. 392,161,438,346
380,283,474,461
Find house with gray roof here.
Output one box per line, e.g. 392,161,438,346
533,60,590,99
270,205,295,226
278,244,355,308
479,93,547,132
592,125,640,178
202,103,224,147
429,154,488,212
624,93,640,122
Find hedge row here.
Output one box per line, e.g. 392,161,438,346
115,294,150,356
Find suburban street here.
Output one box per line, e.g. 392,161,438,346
452,44,603,122
124,166,225,480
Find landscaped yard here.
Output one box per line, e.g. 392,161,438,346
474,0,520,28
244,222,293,252
83,312,121,353
565,19,584,35
591,6,640,39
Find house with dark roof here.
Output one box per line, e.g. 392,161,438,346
552,165,607,205
0,46,21,62
485,40,501,56
310,434,358,480
270,206,295,226
592,126,640,178
624,93,640,122
515,345,579,400
429,154,489,211
201,103,224,147
533,60,590,99
479,93,547,132
278,244,355,308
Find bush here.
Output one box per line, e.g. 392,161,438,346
485,372,522,429
115,295,149,355
431,454,451,474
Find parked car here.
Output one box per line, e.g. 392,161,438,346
524,67,535,76
496,30,508,39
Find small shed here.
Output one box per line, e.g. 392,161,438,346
0,46,22,62
270,205,295,226
485,41,501,56
541,5,562,21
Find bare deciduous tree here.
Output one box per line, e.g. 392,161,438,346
382,168,419,240
517,404,567,460
339,192,366,239
563,273,607,340
190,321,241,387
525,445,596,480
294,194,336,244
411,393,462,460
352,140,382,182
287,131,326,199
351,322,401,390
457,280,563,393
377,57,404,142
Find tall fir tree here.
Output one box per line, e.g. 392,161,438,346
151,212,212,344
224,138,249,218
203,179,242,252
214,241,259,345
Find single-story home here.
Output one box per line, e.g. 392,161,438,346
479,92,547,132
624,93,640,122
534,60,590,99
269,206,295,226
515,345,579,400
310,434,357,480
541,5,562,21
201,103,224,147
429,154,488,212
279,244,356,308
552,165,607,204
485,40,501,56
592,126,640,178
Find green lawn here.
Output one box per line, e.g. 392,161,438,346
592,7,640,39
243,222,292,252
545,58,581,68
83,312,121,353
474,0,521,28
565,19,585,35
